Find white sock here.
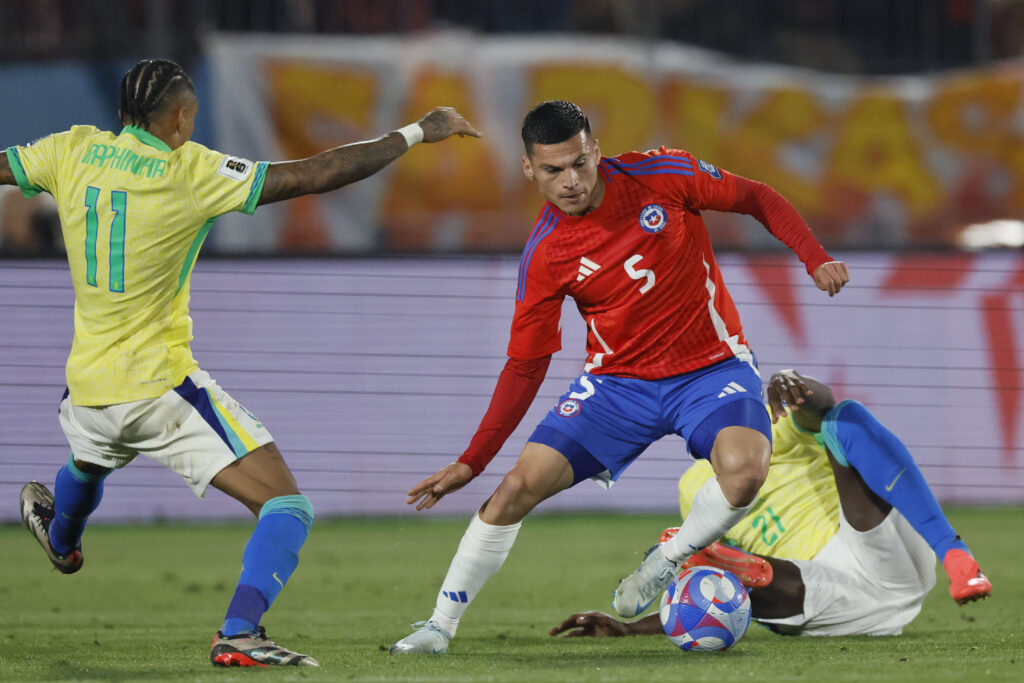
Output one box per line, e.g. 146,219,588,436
429,513,521,637
662,476,756,563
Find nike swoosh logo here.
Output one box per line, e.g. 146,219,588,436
885,468,907,492
273,572,284,588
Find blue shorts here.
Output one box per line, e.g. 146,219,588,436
529,357,771,485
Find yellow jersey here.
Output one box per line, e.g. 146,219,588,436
6,125,267,406
679,412,840,561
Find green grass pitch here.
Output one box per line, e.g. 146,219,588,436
1,508,1021,682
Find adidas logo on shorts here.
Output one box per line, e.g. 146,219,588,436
717,382,747,398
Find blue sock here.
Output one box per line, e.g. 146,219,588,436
50,455,107,556
221,494,314,636
820,400,969,560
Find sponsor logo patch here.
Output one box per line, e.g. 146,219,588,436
697,159,722,179
557,398,582,418
217,156,254,181
638,203,668,233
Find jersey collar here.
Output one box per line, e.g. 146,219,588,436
121,125,173,153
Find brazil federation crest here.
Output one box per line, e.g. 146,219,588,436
557,398,582,418
639,203,668,233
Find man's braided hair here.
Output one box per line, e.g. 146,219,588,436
119,59,195,129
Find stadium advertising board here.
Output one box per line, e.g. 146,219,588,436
1,254,1020,521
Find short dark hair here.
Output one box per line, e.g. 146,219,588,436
119,59,195,129
521,101,591,153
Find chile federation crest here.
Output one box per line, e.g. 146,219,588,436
557,399,582,418
639,204,668,233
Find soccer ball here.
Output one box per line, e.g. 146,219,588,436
659,566,751,651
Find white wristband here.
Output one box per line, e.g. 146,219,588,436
396,123,424,148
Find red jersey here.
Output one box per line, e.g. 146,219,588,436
456,147,833,476
509,147,829,378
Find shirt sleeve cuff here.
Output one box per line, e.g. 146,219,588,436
6,147,45,198
240,161,269,215
806,253,835,277
457,453,485,478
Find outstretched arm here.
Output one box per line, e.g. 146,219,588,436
549,612,662,638
766,369,835,428
406,354,551,510
730,176,849,296
0,152,14,185
258,107,480,206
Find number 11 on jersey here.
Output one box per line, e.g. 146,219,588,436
84,186,127,292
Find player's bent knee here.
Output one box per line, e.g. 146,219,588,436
711,439,769,507
718,469,764,507
827,399,912,478
712,440,769,482
259,494,314,532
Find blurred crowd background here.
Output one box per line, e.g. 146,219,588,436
3,0,1022,70
1,0,1023,256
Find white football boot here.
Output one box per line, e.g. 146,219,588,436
612,543,680,618
20,481,83,574
389,620,452,655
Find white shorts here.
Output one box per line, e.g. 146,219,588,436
59,370,274,498
757,508,937,636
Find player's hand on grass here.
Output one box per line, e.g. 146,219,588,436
767,369,814,423
549,612,631,638
406,461,474,510
812,260,849,297
417,107,482,143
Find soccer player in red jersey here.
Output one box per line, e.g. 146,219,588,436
391,100,849,654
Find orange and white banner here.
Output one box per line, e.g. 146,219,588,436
208,32,1024,253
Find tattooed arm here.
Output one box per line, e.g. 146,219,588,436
0,151,14,185
258,106,480,206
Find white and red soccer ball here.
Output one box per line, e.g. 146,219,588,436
659,567,752,651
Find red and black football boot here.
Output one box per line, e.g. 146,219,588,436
211,626,319,667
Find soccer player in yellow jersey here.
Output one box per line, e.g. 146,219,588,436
1,58,480,668
551,369,992,638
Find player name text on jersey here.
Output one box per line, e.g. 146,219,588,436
80,144,167,178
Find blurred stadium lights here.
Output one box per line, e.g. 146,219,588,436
957,219,1024,250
